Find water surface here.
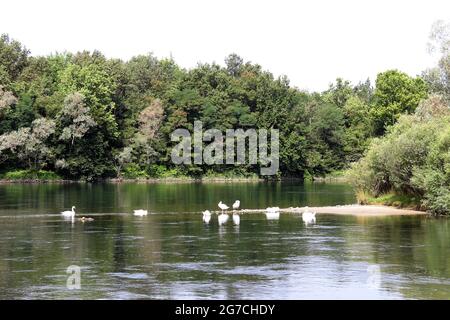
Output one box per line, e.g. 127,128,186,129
0,182,448,299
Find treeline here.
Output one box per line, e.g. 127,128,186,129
0,32,437,181
350,21,450,215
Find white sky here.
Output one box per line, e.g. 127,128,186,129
0,0,448,91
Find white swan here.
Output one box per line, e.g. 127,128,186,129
218,213,229,225
218,201,229,212
232,200,240,210
232,213,240,225
61,206,76,217
133,209,148,216
265,207,280,220
202,210,212,224
302,207,316,224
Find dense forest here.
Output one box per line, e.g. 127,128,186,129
0,21,448,207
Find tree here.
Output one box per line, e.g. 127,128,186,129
138,99,165,140
0,91,36,134
0,34,29,85
58,58,118,139
371,70,428,135
131,99,165,168
423,20,450,101
54,93,114,180
225,53,244,77
427,20,450,55
113,146,133,178
342,96,374,163
324,78,353,108
415,94,450,120
58,93,96,146
305,99,346,174
350,112,450,214
0,117,55,170
353,78,374,104
0,85,17,112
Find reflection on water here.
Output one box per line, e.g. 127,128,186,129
0,182,448,299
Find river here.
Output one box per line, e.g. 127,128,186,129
0,182,448,299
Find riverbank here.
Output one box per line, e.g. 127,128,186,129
0,169,345,184
311,170,349,182
0,177,267,184
0,176,305,184
0,179,74,184
240,204,428,216
0,175,352,184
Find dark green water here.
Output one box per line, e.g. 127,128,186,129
0,182,448,299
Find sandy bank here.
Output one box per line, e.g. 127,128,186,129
240,204,427,216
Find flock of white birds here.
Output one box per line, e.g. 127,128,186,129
203,201,317,226
61,201,317,225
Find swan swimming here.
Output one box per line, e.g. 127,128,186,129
265,207,280,220
133,209,148,216
302,207,316,224
232,213,240,225
218,201,229,212
202,210,212,224
232,200,240,210
61,206,76,217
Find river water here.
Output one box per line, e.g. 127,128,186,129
0,182,448,299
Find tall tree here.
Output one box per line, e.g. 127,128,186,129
0,34,29,86
372,70,428,135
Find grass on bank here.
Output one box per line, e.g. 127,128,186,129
356,190,422,210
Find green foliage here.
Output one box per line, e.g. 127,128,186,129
342,96,373,162
0,33,441,190
146,164,185,178
0,93,36,133
362,192,421,209
350,109,450,214
411,126,450,215
122,163,149,179
0,34,29,85
58,60,118,137
1,169,60,180
371,70,428,135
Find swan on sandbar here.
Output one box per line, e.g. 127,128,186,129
302,206,316,224
265,207,280,220
61,206,76,217
202,210,212,224
232,200,240,210
218,201,229,212
133,209,148,216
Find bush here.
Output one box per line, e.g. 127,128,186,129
411,126,450,214
2,170,61,180
122,164,148,179
349,110,450,214
146,164,187,178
